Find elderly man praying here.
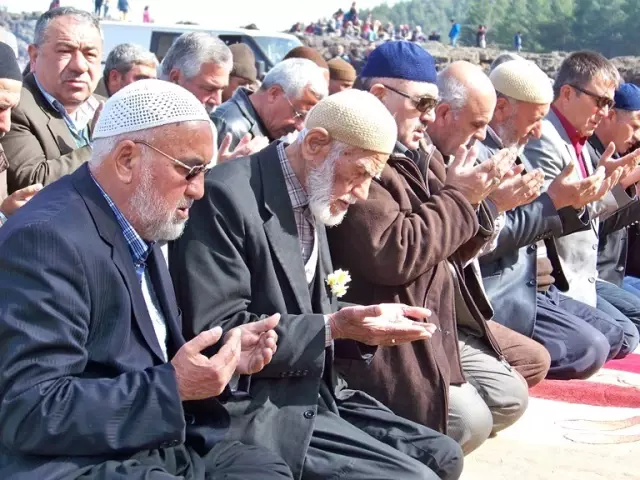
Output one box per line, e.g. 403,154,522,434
170,89,465,480
0,79,293,480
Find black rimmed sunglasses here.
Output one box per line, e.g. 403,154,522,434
569,84,615,110
134,141,212,181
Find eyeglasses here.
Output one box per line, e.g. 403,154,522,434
382,84,439,113
284,96,307,121
569,84,615,111
134,141,212,181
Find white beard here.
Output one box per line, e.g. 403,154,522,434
307,147,353,227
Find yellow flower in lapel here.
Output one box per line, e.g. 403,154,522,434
326,269,351,298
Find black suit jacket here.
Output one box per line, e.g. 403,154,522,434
0,165,229,479
170,142,361,480
477,134,587,336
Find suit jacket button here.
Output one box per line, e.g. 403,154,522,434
588,276,595,283
527,245,536,254
527,279,536,287
592,244,598,250
616,266,625,272
303,410,316,419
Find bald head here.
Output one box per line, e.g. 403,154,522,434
430,61,497,156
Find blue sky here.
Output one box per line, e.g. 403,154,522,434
4,0,397,31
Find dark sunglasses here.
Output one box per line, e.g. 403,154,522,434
382,84,439,113
569,84,615,110
134,141,212,180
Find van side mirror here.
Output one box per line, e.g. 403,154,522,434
256,60,266,80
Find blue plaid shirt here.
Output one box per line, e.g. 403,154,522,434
34,75,95,148
91,173,153,281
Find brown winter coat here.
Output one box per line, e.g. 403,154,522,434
328,138,503,432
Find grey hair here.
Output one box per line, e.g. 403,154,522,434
104,43,158,77
89,130,156,167
34,7,101,48
260,58,328,100
160,32,232,80
553,50,621,100
436,72,468,112
490,52,525,72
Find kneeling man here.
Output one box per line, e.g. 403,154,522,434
171,90,464,480
0,80,293,480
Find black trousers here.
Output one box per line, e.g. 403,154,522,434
303,387,464,480
74,441,293,479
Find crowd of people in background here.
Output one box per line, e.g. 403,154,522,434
0,4,639,480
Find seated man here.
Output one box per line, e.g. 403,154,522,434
0,79,293,480
525,51,640,356
97,43,158,97
212,58,326,151
1,7,104,194
479,59,625,379
327,43,542,455
171,90,464,480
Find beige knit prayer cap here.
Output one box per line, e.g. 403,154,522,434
305,89,397,155
490,60,554,105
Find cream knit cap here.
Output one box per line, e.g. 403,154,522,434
489,60,554,105
305,89,398,155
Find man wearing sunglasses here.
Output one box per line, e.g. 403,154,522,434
525,51,640,358
327,42,545,455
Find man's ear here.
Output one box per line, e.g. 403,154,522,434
112,140,139,184
266,84,284,104
168,68,181,84
27,44,38,72
369,83,386,102
302,127,333,167
493,97,511,123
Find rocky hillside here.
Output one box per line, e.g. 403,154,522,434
3,8,640,84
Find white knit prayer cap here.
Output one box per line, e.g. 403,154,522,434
93,79,211,139
489,60,554,105
305,89,398,155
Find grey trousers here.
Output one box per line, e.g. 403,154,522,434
447,330,529,455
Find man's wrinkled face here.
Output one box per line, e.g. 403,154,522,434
561,73,616,138
329,79,354,95
611,109,640,153
108,63,157,96
0,78,21,137
495,100,550,148
375,80,439,150
128,122,214,242
174,61,231,113
222,75,254,102
267,85,320,139
30,16,102,110
303,133,388,226
435,91,496,156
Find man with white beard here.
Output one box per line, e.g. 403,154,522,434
478,59,628,380
0,79,295,479
170,89,465,480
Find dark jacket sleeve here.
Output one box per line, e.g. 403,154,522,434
170,178,327,380
0,223,186,456
329,171,480,287
211,109,248,151
2,105,91,193
599,198,640,237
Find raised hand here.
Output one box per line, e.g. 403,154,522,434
217,132,269,164
0,183,42,217
445,145,517,205
228,314,280,375
546,163,605,210
488,164,545,212
598,142,640,180
171,326,241,400
328,304,437,346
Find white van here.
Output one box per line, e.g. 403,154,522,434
100,21,303,77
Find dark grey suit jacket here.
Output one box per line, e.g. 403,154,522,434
478,133,587,336
0,165,229,479
210,87,271,150
170,142,361,479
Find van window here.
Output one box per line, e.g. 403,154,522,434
252,36,301,65
150,31,182,63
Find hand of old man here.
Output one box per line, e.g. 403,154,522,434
217,132,269,164
446,144,517,205
328,304,437,346
488,164,544,212
227,313,280,375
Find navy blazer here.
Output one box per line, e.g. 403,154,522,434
0,164,229,479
